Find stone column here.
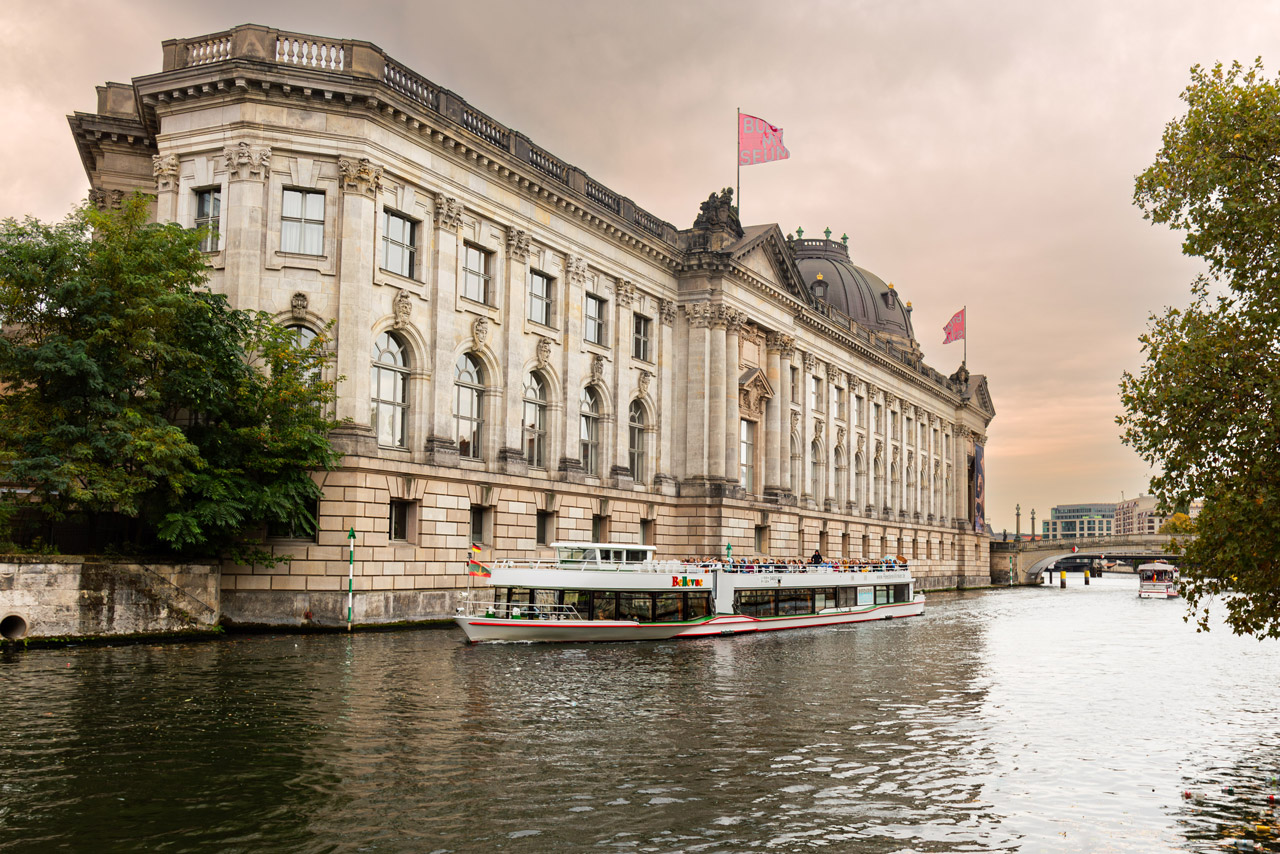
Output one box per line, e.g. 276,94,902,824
825,363,841,508
724,310,743,486
612,281,638,483
220,142,270,314
684,304,711,483
500,227,532,474
427,193,464,461
331,157,382,445
152,153,180,224
559,255,589,479
778,339,795,496
655,299,677,491
764,334,783,496
708,308,727,481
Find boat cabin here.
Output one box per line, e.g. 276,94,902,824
553,542,656,567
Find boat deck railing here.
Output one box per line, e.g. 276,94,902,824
456,597,585,621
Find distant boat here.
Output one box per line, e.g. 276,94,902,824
1137,561,1179,599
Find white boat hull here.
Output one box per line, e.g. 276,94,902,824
1138,586,1178,599
455,594,925,643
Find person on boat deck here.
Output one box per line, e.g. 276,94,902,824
810,549,823,565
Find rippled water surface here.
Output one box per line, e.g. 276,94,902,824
3,575,1278,853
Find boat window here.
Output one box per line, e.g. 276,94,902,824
736,589,776,618
591,591,617,621
618,592,653,622
654,592,683,622
507,588,534,605
837,587,857,608
686,593,712,620
895,584,910,603
857,587,874,606
562,590,590,618
779,589,814,616
875,586,890,605
625,549,649,563
814,588,837,611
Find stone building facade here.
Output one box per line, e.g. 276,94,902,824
68,25,996,625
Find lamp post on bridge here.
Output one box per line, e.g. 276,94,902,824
1030,509,1036,539
1015,504,1021,539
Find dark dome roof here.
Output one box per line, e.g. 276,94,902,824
791,238,915,341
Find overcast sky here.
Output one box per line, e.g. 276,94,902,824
3,0,1271,532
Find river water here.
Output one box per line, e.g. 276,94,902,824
2,574,1277,853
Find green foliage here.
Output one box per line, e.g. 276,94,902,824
1158,512,1196,535
1125,60,1280,638
0,195,342,557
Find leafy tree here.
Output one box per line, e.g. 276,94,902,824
1125,60,1280,638
0,195,341,557
1158,512,1196,535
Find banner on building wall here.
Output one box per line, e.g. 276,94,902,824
973,443,986,534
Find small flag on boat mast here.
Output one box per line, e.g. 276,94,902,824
468,542,490,577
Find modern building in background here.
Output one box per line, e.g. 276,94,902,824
66,25,995,624
1040,503,1116,539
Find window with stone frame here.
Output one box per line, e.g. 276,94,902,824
528,269,554,326
585,293,607,346
523,372,548,469
790,366,800,403
536,510,555,545
389,500,413,542
580,386,602,475
790,434,802,495
740,419,756,493
194,188,221,252
809,375,823,412
371,331,409,448
462,243,492,304
632,314,652,362
381,210,417,278
810,439,824,498
455,353,485,459
281,189,325,255
628,400,646,480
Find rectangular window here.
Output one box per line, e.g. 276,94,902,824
874,402,883,433
641,518,655,546
632,314,652,361
855,395,864,427
281,189,325,255
754,525,768,554
470,505,487,544
835,387,845,420
790,367,799,403
536,510,554,546
389,500,411,542
528,270,554,326
585,294,607,345
266,500,319,542
809,375,823,412
381,211,416,278
591,514,608,542
194,188,221,252
739,419,756,492
462,243,491,304
890,410,899,438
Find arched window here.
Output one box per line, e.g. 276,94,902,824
523,372,547,469
455,353,484,459
628,400,646,481
854,452,865,509
790,434,802,495
835,447,847,508
906,465,916,516
287,324,321,388
371,331,408,447
890,462,900,513
580,386,601,475
810,439,823,500
874,457,884,510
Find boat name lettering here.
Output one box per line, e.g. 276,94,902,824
671,576,705,587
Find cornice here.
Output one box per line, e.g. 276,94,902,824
130,60,683,270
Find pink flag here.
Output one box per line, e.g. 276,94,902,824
942,309,965,344
739,113,790,166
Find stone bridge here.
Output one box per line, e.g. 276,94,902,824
988,535,1185,584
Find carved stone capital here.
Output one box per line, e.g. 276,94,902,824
392,290,412,330
725,308,746,334
616,279,636,308
566,255,588,286
223,141,271,181
685,303,713,328
434,194,463,231
89,188,124,211
506,226,531,263
152,154,180,191
803,353,816,374
884,391,896,407
778,336,795,360
660,299,676,326
472,317,490,349
827,364,842,384
338,157,383,197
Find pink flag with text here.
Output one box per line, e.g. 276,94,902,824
739,114,790,166
943,309,966,344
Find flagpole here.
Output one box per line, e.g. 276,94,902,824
736,107,741,219
964,304,968,365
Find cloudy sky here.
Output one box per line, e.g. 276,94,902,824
2,0,1271,532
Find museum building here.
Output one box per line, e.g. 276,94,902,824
67,25,996,625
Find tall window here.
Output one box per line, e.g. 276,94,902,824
835,447,847,506
580,386,601,475
740,419,756,492
281,189,324,255
585,294,607,346
286,324,322,390
462,243,491,304
528,270,554,326
810,375,823,412
194,188,221,252
389,501,411,542
455,353,484,459
382,211,416,278
855,394,864,427
632,314,652,361
790,367,800,403
536,510,554,545
874,402,883,433
790,434,802,495
628,400,646,480
810,440,823,499
835,386,845,420
470,505,487,544
523,372,547,468
371,332,408,448
890,410,899,439
854,453,865,508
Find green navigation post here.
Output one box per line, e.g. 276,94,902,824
347,527,356,632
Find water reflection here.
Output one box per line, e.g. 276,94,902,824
1,576,1277,853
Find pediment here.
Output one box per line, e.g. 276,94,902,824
726,224,813,305
738,367,774,419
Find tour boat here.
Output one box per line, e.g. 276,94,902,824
1137,561,1179,599
454,542,925,643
